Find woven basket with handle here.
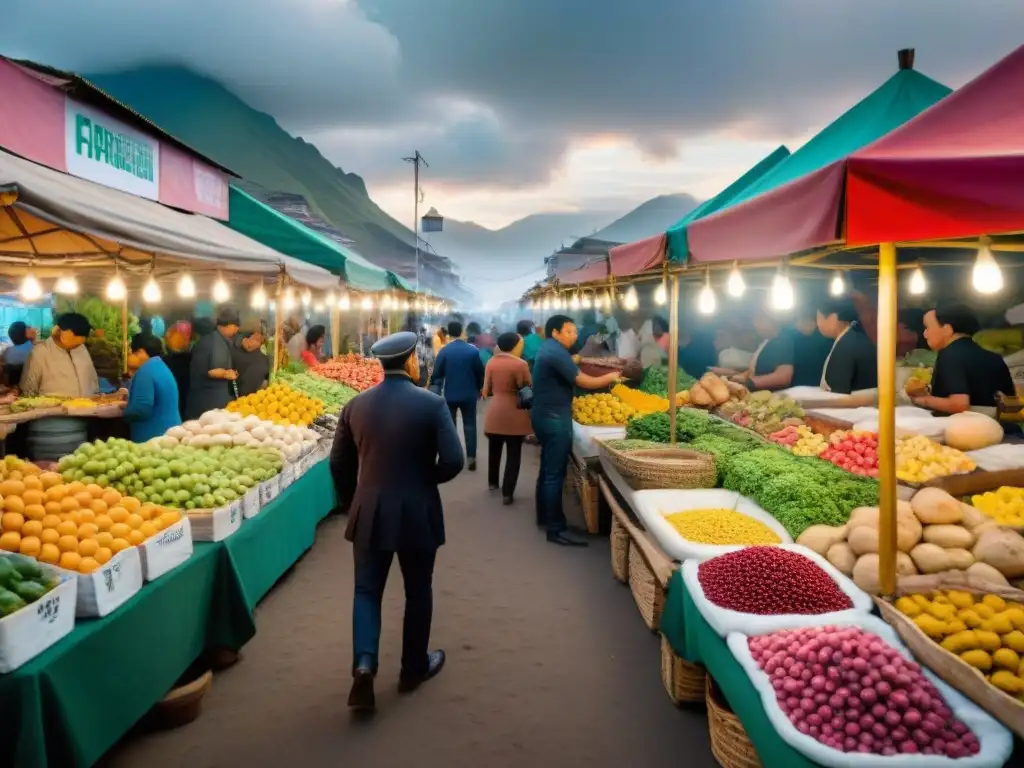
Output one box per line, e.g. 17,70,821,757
598,439,716,491
706,677,762,768
660,635,706,705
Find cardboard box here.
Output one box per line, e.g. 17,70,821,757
0,554,77,673
138,518,193,581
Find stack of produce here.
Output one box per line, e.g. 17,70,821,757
795,487,1024,593
698,547,853,615
625,410,711,442
943,412,1005,451
165,410,319,463
895,590,1024,701
225,382,324,426
0,556,60,616
975,327,1024,356
820,430,879,477
718,390,805,436
610,384,685,415
747,625,980,757
0,458,181,573
57,438,281,511
638,365,696,396
769,425,828,457
312,354,384,392
10,396,63,413
687,373,746,409
275,371,358,415
602,438,670,453
664,509,781,546
572,393,636,425
896,433,976,484
971,487,1024,527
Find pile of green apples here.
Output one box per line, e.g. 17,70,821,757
57,438,283,510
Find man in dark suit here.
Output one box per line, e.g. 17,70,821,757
331,331,464,713
430,320,485,471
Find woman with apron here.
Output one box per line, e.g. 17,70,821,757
816,297,878,396
184,308,241,420
729,308,795,392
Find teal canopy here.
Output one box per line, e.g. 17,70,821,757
666,145,790,262
226,187,394,292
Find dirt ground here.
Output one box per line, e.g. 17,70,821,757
101,414,716,768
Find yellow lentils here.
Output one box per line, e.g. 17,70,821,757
663,508,781,545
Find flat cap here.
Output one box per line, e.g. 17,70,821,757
371,331,417,365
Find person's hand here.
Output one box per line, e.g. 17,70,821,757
711,367,737,376
480,389,488,399
209,368,226,379
223,369,239,381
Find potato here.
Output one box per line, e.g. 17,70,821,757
973,527,1024,578
945,548,976,570
896,551,918,577
826,542,856,576
911,487,963,525
700,373,731,405
852,554,882,595
848,507,879,530
845,504,921,552
966,562,1011,587
960,503,993,531
922,524,975,549
848,526,880,556
689,383,713,407
910,543,954,574
797,524,848,557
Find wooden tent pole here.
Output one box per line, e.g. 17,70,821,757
877,243,898,596
667,275,681,446
330,304,341,358
121,295,129,374
272,277,284,376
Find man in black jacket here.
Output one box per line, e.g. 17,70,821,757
331,331,464,713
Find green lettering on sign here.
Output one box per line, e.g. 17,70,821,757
72,112,155,183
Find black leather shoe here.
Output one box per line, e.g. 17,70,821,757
547,531,588,547
467,459,477,471
348,661,376,712
502,496,514,506
398,649,446,693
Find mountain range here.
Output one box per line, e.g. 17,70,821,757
86,66,700,303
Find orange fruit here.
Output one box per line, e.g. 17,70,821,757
21,464,41,477
151,516,167,532
78,509,96,524
40,528,59,546
1,511,25,531
94,547,112,565
23,478,43,494
139,521,157,539
96,531,113,549
0,479,24,497
7,470,21,481
109,523,131,540
108,506,129,524
57,534,79,553
78,538,99,558
109,538,131,554
3,496,25,515
64,511,82,526
162,509,181,524
0,531,20,551
74,491,93,508
126,514,144,530
18,536,41,557
56,520,78,537
101,489,121,507
78,557,99,574
39,471,62,489
66,481,85,496
21,520,43,538
127,529,145,546
78,523,99,540
89,499,108,515
24,503,46,522
59,551,81,571
22,489,44,506
41,514,62,530
120,496,141,514
94,514,113,532
60,496,80,513
45,485,66,503
44,500,63,516
86,484,105,500
38,542,60,564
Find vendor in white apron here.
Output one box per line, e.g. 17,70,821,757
910,303,1013,418
816,297,878,396
730,308,795,392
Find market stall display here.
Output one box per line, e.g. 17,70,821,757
610,384,687,414
225,382,325,427
897,434,977,484
970,488,1024,527
311,353,384,392
0,552,76,673
596,438,717,491
638,365,697,396
770,425,829,457
944,414,1005,452
572,393,637,425
167,410,319,463
273,370,358,414
718,390,806,437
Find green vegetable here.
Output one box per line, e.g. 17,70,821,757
604,439,668,452
275,370,357,414
638,366,697,397
9,558,43,582
10,580,51,603
626,410,711,443
0,587,27,617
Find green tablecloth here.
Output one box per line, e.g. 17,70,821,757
0,459,335,768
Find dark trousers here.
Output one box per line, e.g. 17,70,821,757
352,547,437,678
487,434,523,497
531,413,573,534
447,400,478,459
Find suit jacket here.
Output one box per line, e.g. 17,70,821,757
331,372,464,551
430,339,485,404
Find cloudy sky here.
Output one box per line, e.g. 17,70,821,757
2,1,1023,230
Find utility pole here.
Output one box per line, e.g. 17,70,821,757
402,151,428,294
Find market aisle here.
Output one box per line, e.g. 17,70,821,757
102,410,715,768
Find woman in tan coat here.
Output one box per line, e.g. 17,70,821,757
482,332,532,504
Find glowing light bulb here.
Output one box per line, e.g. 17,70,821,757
283,290,296,311
54,275,79,296
727,263,746,297
212,275,230,303
770,272,794,310
106,273,126,301
338,292,351,311
654,281,667,306
623,285,639,311
570,292,580,310
908,267,927,296
402,298,410,311
361,295,373,311
972,245,1003,294
326,291,336,306
829,272,846,297
542,296,552,311
177,273,196,298
314,302,325,313
142,276,162,304
581,293,592,309
602,290,612,310
301,289,311,307
698,277,716,315
251,285,267,309
20,274,43,302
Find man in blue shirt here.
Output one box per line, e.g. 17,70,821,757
123,334,182,442
430,321,486,470
532,315,620,547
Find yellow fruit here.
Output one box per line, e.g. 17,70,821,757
78,538,99,558
127,529,145,546
45,484,66,503
991,670,1024,695
109,523,131,540
39,471,61,489
110,538,131,553
73,491,93,508
78,557,99,574
44,501,62,517
121,496,141,514
959,609,983,628
96,531,113,548
975,630,1003,652
56,520,77,537
40,529,59,546
101,489,121,507
983,594,1008,612
94,547,112,565
21,489,43,507
139,521,157,539
94,514,113,532
993,648,1020,670
960,649,993,671
38,542,60,564
88,499,107,516
57,534,79,553
1004,630,1024,653
126,514,143,530
946,590,975,609
1,511,24,532
895,596,922,617
0,479,24,497
21,520,43,538
59,551,81,571
78,523,99,540
0,531,20,551
60,497,79,514
108,507,129,524
18,536,41,557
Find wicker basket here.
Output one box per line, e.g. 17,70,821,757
628,544,665,631
706,677,762,768
610,515,629,583
598,440,716,491
660,635,706,705
149,669,213,730
568,452,601,534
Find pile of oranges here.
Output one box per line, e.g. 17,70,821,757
0,458,180,574
225,382,324,427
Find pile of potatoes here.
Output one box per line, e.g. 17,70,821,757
796,487,1024,595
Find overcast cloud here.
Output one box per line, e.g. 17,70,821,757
2,1,1023,227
